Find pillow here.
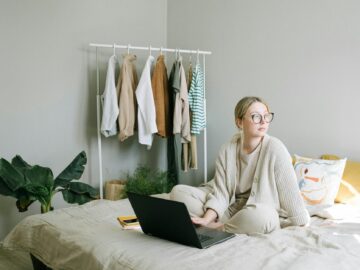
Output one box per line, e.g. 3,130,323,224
293,154,346,215
321,154,360,204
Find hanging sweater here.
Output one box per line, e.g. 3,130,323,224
101,55,119,137
204,133,310,226
135,55,157,149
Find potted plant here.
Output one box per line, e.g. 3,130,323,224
124,165,175,196
0,151,98,213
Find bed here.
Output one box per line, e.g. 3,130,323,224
2,195,360,270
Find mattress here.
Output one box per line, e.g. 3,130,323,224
3,198,360,270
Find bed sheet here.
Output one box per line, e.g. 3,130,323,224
3,199,360,270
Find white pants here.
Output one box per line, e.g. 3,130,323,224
170,184,280,234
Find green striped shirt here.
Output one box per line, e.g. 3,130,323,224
188,63,206,134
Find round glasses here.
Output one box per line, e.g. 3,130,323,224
249,113,274,124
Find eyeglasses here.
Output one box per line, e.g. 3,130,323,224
249,113,274,124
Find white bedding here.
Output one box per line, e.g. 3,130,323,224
3,199,360,270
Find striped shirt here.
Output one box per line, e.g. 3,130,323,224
188,63,206,134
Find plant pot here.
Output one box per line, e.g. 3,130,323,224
105,180,126,200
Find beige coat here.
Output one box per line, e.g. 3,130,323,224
117,54,138,141
173,61,191,143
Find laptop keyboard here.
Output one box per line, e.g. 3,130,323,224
198,234,212,242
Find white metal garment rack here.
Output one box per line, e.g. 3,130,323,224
89,43,212,199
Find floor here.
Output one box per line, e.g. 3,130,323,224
0,244,32,270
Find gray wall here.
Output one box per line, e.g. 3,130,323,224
168,0,360,185
0,0,167,240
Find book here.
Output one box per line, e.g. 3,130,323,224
117,215,141,230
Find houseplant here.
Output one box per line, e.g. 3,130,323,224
124,165,175,196
0,151,98,213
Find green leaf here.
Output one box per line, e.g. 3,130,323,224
68,182,99,198
24,165,53,190
54,151,87,188
0,176,16,197
24,184,49,199
16,195,35,212
0,158,27,191
14,188,37,212
61,189,96,205
11,155,32,174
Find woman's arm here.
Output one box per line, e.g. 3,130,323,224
203,142,236,221
274,143,310,226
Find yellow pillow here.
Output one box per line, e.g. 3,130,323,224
321,154,360,204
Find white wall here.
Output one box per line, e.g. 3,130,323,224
0,0,167,240
168,0,360,185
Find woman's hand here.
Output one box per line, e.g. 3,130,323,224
191,208,224,230
191,216,210,226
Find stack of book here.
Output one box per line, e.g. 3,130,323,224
117,215,141,230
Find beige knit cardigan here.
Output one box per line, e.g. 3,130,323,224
204,133,310,226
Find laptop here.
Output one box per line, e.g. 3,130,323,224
127,192,235,249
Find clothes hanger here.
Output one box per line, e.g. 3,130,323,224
196,49,200,65
175,48,181,62
112,43,116,57
174,48,178,61
127,44,130,54
160,46,167,65
149,45,152,57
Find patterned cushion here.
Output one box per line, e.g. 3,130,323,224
321,154,360,204
294,155,346,215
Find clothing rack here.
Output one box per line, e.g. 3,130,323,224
89,43,212,199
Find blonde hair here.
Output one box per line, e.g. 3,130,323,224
234,96,269,124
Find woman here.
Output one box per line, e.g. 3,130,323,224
170,96,310,234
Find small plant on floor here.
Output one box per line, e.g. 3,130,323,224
0,151,99,213
124,165,175,196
